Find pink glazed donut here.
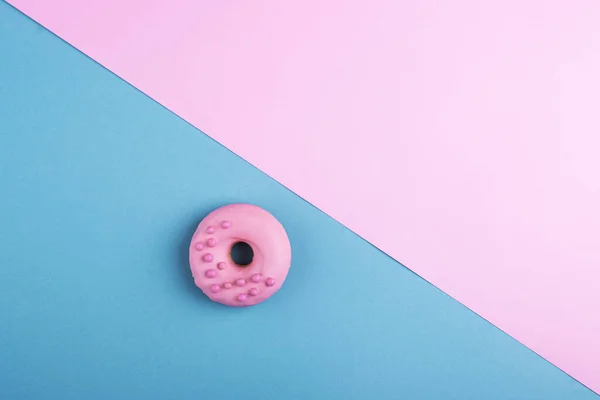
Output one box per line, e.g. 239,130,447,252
189,204,291,307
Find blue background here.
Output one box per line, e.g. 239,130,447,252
0,3,597,399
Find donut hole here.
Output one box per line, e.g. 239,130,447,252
230,241,254,267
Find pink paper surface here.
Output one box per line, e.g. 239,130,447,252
7,0,600,391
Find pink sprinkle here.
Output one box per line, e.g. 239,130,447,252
202,253,214,262
251,273,262,283
265,277,276,287
248,288,259,296
205,269,217,278
206,226,215,234
236,293,247,302
209,284,221,293
194,242,204,251
222,282,232,289
235,278,246,287
221,220,231,229
207,238,217,247
217,262,226,270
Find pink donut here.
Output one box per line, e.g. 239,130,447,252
189,204,292,307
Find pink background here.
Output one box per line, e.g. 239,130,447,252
7,0,600,392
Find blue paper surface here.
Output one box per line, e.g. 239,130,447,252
0,3,597,399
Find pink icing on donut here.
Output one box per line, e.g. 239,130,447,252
205,269,217,278
235,278,246,287
189,204,292,307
